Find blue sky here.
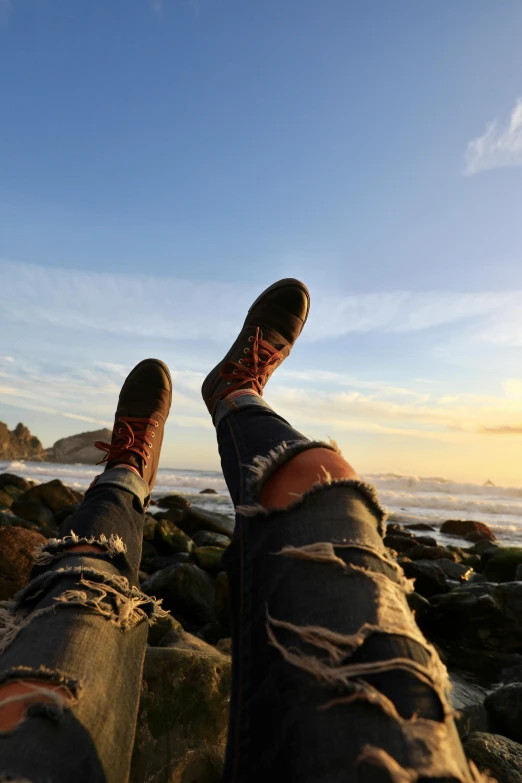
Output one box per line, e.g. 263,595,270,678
1,0,522,484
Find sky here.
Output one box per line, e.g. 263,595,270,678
1,0,522,485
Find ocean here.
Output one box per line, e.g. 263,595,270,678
1,461,521,547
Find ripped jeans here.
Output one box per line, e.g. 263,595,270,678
0,395,476,782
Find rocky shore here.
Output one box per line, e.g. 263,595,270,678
0,472,521,781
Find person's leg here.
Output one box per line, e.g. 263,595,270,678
0,359,172,783
203,280,476,783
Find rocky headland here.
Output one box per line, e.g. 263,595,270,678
0,420,112,465
0,472,521,781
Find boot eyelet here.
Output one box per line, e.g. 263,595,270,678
227,381,232,385
151,431,155,437
243,348,249,354
154,421,159,427
248,336,254,342
238,359,244,364
233,370,238,374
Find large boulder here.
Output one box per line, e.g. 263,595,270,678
441,520,496,541
0,473,34,492
17,479,81,514
141,563,217,627
46,428,113,464
178,507,234,538
0,422,46,461
0,526,47,600
130,647,230,783
462,732,522,782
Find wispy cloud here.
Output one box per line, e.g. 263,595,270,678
465,98,522,175
2,260,522,344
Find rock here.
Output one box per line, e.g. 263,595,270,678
404,522,436,531
0,508,39,530
142,515,158,543
193,546,225,575
149,554,191,571
0,488,13,508
462,732,522,782
384,534,417,553
466,530,497,543
192,530,231,549
441,520,496,542
0,526,47,600
428,583,522,659
11,499,56,533
179,507,235,538
46,428,113,464
154,519,194,555
0,422,46,461
415,536,438,547
401,559,451,598
147,611,184,647
472,540,500,557
200,488,218,495
160,628,222,655
432,559,474,582
485,549,522,584
216,638,232,655
142,563,217,627
54,502,81,525
386,524,415,537
406,591,432,619
451,672,490,738
129,647,230,783
485,684,522,743
0,473,33,491
406,545,459,562
18,479,80,514
155,494,191,510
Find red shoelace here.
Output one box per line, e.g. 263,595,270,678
94,416,159,466
212,327,283,399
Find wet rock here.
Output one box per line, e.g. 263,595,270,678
155,493,191,510
18,479,80,514
179,507,235,538
462,732,522,782
401,559,450,598
432,559,474,582
147,611,184,647
485,684,522,743
441,519,496,542
0,473,34,492
385,524,415,537
154,507,183,526
200,488,218,494
384,534,417,553
193,546,225,575
142,563,216,627
216,638,232,655
130,647,230,783
192,530,231,549
154,518,194,555
451,672,490,738
404,522,436,531
406,545,459,562
485,548,522,584
472,540,500,557
466,530,497,543
415,535,438,547
0,526,47,600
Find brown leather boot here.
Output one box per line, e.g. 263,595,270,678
202,278,310,420
95,359,172,491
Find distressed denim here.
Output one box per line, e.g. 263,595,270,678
216,393,475,783
0,468,164,783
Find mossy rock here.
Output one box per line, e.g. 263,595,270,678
0,488,13,508
155,518,194,555
192,546,225,574
130,647,230,783
484,548,522,583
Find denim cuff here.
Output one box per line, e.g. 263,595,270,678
214,391,275,429
88,467,150,509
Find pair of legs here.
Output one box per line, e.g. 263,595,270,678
0,279,476,781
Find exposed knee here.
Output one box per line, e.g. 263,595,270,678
0,679,74,732
260,447,358,510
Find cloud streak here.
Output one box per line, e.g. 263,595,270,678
465,98,522,175
2,260,522,345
